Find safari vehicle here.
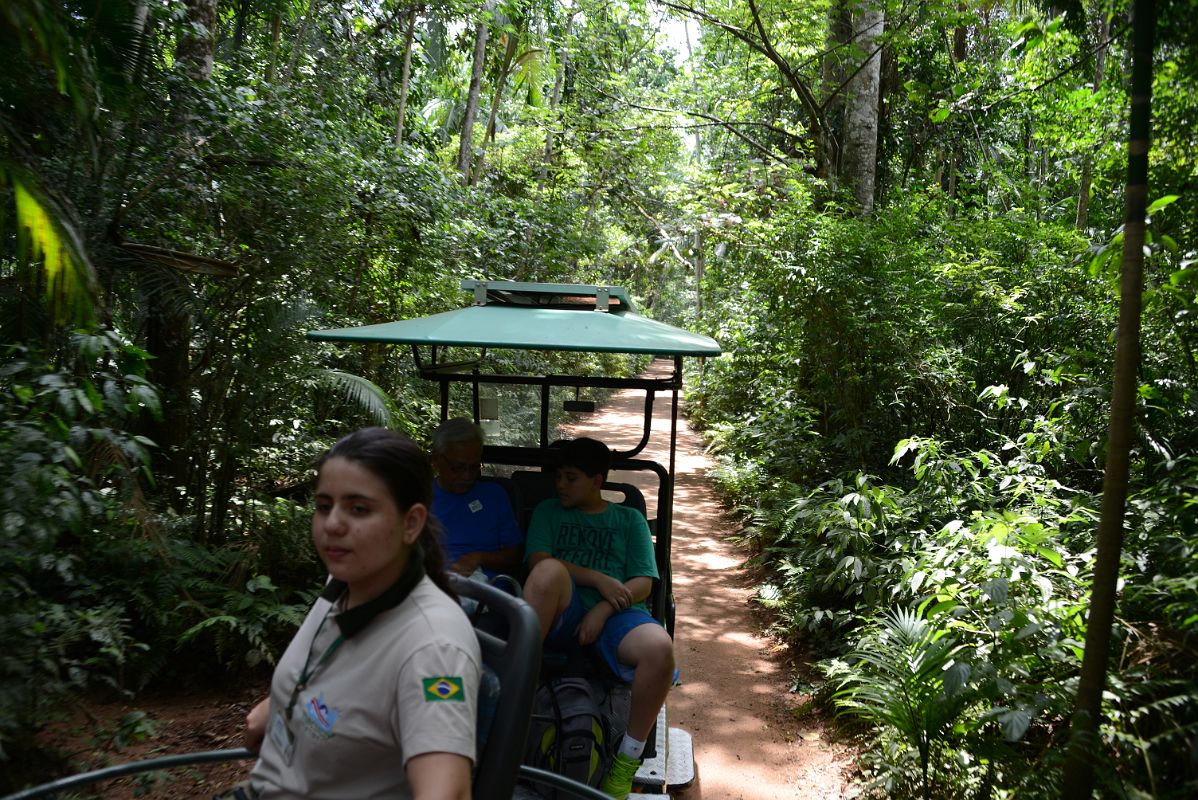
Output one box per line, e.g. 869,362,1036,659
310,280,720,797
3,281,720,800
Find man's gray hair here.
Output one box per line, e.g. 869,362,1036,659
431,417,485,455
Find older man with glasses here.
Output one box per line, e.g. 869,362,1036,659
429,418,524,582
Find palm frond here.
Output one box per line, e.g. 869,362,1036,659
316,369,396,427
832,606,976,789
5,170,98,325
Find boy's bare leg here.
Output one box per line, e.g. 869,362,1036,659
616,623,675,741
523,558,574,640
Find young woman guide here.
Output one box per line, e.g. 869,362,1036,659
240,428,479,800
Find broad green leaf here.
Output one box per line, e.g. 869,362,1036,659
1035,546,1064,567
1147,195,1179,215
998,707,1031,741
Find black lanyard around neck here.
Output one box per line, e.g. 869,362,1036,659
283,546,427,717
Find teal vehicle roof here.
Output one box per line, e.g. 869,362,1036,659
307,281,722,356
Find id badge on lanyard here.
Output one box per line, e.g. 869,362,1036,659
268,710,296,765
276,610,345,766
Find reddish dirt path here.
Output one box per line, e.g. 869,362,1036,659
562,359,850,800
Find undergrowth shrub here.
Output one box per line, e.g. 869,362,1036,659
0,333,318,784
0,332,157,769
690,192,1100,481
719,380,1108,796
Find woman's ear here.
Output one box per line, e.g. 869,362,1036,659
401,503,428,545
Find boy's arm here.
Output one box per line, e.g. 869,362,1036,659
559,560,634,610
526,550,634,609
576,575,653,644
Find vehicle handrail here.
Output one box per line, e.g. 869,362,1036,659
0,749,254,800
518,766,614,800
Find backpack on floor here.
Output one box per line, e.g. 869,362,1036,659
523,676,616,797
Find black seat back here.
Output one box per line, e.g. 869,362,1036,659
511,469,554,530
511,470,647,530
449,573,543,800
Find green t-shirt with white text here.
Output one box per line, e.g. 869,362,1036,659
524,499,658,612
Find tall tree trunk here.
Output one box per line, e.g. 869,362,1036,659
267,14,282,83
685,19,702,160
457,6,490,181
146,0,218,507
284,0,321,86
471,27,520,185
540,12,575,186
1076,13,1110,229
821,0,852,177
1061,0,1155,796
176,0,217,82
953,3,967,63
841,2,884,214
394,7,418,150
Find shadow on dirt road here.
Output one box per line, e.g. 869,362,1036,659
562,359,850,800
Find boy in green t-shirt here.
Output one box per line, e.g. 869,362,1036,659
523,437,674,799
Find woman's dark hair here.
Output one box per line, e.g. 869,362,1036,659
318,427,454,597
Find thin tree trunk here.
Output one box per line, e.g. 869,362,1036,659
1061,1,1155,796
394,7,418,149
953,3,967,63
540,12,575,186
821,0,852,177
841,2,884,214
1076,13,1110,229
685,19,703,162
458,7,490,181
472,27,520,185
146,0,218,506
267,14,281,83
284,0,321,86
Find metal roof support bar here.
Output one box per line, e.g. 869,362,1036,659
418,371,680,392
540,383,551,448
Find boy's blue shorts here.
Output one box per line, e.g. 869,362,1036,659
546,583,659,682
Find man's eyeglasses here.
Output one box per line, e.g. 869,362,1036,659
442,459,481,475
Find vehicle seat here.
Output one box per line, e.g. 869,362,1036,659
450,573,543,800
510,470,647,530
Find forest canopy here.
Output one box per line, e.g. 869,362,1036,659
1,0,1195,797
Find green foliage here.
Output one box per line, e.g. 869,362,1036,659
689,189,1102,482
0,0,1195,796
0,332,156,761
177,570,314,671
827,608,974,797
686,174,1190,796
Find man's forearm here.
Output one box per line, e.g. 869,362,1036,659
476,546,523,574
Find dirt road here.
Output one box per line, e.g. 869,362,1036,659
562,360,850,800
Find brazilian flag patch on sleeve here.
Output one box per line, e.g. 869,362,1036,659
422,676,465,702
